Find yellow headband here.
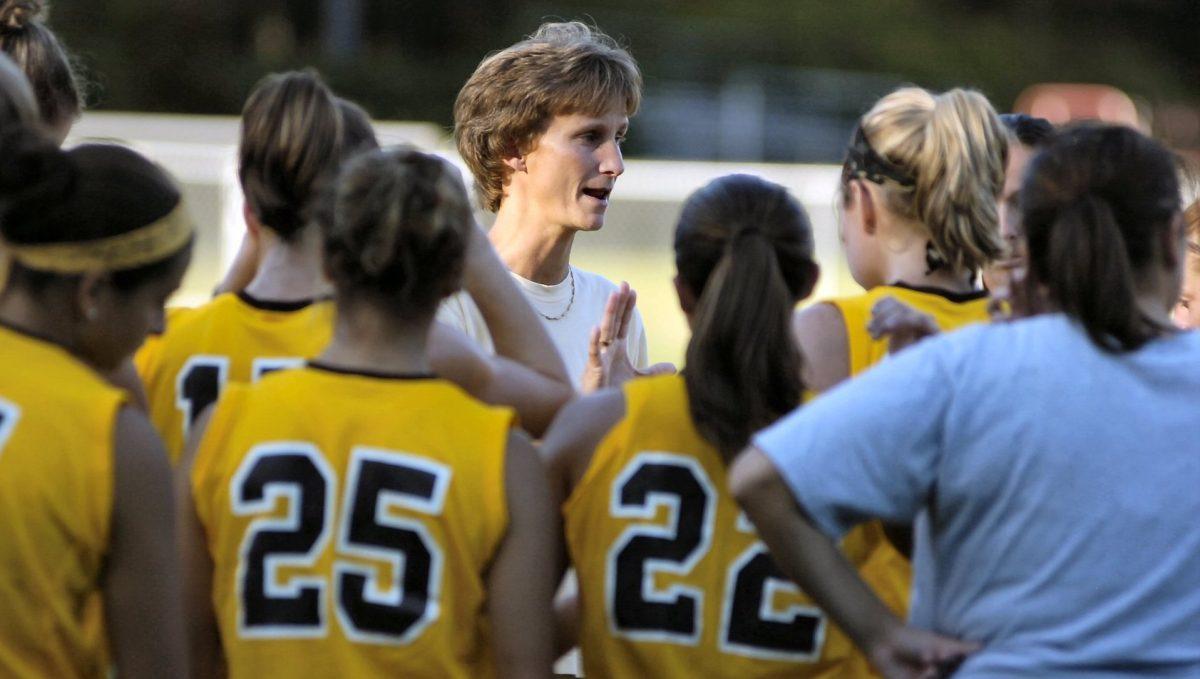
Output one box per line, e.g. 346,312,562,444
2,202,194,274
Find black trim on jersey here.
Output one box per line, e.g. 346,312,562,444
307,360,437,381
237,291,327,312
889,281,988,304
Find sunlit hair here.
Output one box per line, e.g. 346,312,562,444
847,86,1008,275
454,21,642,211
675,174,818,458
322,146,473,319
0,51,37,129
0,0,81,129
238,70,344,242
1022,124,1180,352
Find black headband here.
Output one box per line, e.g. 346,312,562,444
843,125,915,187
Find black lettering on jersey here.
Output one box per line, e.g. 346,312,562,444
335,448,449,645
176,356,228,438
721,541,825,661
232,444,335,637
607,453,715,644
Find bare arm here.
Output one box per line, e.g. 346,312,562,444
729,447,976,679
428,322,572,438
793,302,851,393
177,406,227,679
462,226,572,390
106,358,149,413
487,430,559,679
104,407,187,679
212,231,260,296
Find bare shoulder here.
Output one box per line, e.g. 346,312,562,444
792,302,850,393
540,389,626,494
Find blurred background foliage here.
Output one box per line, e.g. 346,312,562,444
49,0,1200,160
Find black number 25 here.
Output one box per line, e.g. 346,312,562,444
607,453,825,661
232,443,449,644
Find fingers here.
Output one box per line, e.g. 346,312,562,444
586,325,602,365
616,283,636,341
598,289,622,346
868,297,937,341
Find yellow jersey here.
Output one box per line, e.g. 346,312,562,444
827,283,990,376
136,292,335,463
825,283,990,624
191,363,515,679
0,322,126,679
564,374,869,678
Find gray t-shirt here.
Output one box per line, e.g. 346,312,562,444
755,314,1200,677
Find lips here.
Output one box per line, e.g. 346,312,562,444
581,187,612,202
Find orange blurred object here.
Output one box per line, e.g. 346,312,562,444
1014,83,1140,128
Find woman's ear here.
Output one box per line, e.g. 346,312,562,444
76,271,106,323
502,154,527,173
856,180,879,236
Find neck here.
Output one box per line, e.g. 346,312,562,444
315,299,432,375
243,227,333,301
0,287,77,351
878,237,975,293
488,198,575,284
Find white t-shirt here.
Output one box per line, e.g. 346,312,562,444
755,314,1200,677
436,265,649,388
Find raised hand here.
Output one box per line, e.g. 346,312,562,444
580,282,674,393
868,296,940,355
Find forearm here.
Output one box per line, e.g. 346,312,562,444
731,449,902,653
463,231,570,387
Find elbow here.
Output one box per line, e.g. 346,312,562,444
728,446,778,511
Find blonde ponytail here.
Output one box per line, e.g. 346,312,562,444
859,87,1008,274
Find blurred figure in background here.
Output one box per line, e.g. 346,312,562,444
983,113,1055,305
1172,198,1200,328
0,0,81,142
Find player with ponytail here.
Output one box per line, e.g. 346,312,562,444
178,147,557,678
734,124,1200,677
540,175,874,677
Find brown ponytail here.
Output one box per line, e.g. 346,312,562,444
1022,124,1180,352
675,174,818,459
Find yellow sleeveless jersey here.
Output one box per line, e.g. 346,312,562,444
827,283,990,376
0,323,126,678
191,364,515,679
564,374,871,679
135,292,335,463
825,283,990,625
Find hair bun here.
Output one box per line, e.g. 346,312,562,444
0,0,42,32
0,126,74,235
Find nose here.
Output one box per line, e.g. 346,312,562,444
599,140,624,177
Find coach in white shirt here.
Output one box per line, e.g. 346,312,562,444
439,21,654,389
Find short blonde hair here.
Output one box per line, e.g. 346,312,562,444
853,87,1008,274
454,21,642,212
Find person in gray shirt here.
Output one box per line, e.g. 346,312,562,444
730,124,1200,678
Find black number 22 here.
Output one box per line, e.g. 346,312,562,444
607,453,825,661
